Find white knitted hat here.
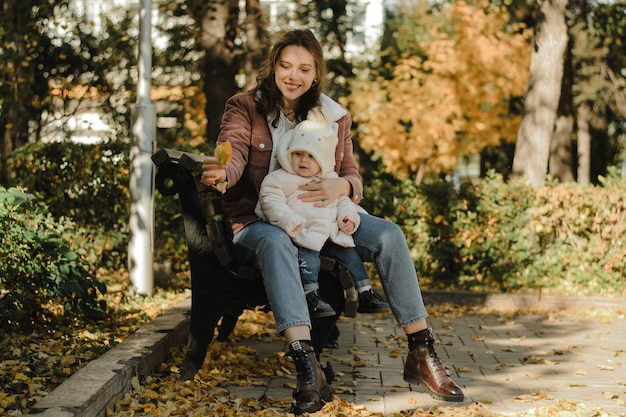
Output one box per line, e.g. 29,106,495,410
278,106,338,176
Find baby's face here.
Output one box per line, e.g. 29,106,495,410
290,151,321,177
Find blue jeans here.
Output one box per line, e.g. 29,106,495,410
232,213,428,334
299,245,373,291
320,242,373,289
297,247,321,291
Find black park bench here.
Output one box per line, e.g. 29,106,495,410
151,148,359,381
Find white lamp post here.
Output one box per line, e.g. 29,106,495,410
129,0,156,295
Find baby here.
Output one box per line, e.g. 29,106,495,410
256,106,388,318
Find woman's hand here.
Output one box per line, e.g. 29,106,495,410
298,177,351,207
200,156,227,188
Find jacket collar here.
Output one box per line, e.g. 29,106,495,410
320,94,347,122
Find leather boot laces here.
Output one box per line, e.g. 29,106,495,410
288,348,316,384
425,337,450,376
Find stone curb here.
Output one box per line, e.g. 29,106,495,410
28,298,191,417
27,291,624,417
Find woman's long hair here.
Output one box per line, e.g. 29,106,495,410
251,28,326,126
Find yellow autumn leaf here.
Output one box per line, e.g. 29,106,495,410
13,372,28,382
212,141,232,193
61,355,77,367
215,141,233,165
514,391,553,403
144,390,159,399
131,375,142,393
215,182,228,194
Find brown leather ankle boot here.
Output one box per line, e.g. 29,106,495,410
404,328,464,402
287,340,333,414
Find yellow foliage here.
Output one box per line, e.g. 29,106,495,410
346,0,531,181
214,141,233,193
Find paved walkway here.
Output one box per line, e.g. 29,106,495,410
30,295,626,417
231,309,626,415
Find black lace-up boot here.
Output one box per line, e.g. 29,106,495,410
287,340,333,414
404,328,464,402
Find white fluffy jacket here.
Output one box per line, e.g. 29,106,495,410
255,170,361,252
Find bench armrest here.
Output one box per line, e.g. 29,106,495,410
152,148,258,280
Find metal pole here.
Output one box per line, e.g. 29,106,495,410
129,0,156,295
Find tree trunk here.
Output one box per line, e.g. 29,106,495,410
0,123,12,187
242,0,267,92
188,0,267,143
512,0,569,187
549,36,575,182
1,0,27,186
576,103,591,185
189,0,240,143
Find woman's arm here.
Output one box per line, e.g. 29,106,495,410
201,95,254,188
335,111,363,204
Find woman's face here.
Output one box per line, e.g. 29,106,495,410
274,45,317,108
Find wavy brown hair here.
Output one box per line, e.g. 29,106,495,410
251,28,326,126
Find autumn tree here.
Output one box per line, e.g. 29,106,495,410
513,0,626,186
185,0,268,142
0,0,137,186
549,29,575,183
0,0,64,185
511,0,569,186
298,0,354,100
345,0,530,183
571,1,626,185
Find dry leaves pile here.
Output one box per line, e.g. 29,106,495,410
0,270,190,416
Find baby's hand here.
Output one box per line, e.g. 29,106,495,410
339,218,356,234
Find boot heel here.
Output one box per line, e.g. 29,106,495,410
320,383,333,402
343,286,358,318
403,371,421,386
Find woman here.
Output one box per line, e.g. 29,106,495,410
201,28,464,414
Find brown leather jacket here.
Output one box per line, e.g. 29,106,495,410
218,93,364,235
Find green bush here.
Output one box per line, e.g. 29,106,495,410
363,174,467,288
364,170,626,296
0,187,107,330
10,141,131,269
9,141,190,274
453,172,538,291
